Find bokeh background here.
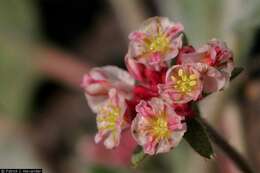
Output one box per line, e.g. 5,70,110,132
0,0,260,173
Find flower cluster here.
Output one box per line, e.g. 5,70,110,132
81,17,235,155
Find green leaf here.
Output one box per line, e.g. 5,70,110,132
131,146,148,168
182,33,189,45
184,116,214,159
231,67,244,80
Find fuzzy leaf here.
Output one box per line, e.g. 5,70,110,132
131,146,147,168
184,117,214,159
231,67,244,80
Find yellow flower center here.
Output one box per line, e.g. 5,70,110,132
151,113,170,139
97,103,121,131
172,69,197,94
148,34,170,53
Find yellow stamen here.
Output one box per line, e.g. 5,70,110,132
178,69,184,77
98,124,115,131
189,81,197,86
151,112,170,139
147,33,170,53
97,102,121,131
189,74,197,80
172,69,198,94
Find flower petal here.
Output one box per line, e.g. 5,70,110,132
125,54,145,82
82,66,134,113
193,63,227,93
131,98,186,155
177,39,234,90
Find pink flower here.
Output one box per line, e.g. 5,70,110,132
208,39,234,83
192,63,227,93
177,39,233,68
94,89,128,149
81,66,134,113
208,39,234,69
126,17,183,71
177,39,234,92
131,98,186,155
81,66,135,149
159,64,203,104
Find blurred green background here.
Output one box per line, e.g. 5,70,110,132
0,0,260,173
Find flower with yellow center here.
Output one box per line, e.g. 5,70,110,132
131,98,186,155
97,103,121,131
127,17,183,70
172,69,198,94
94,89,127,149
151,115,170,140
159,64,203,104
176,40,234,93
148,33,170,53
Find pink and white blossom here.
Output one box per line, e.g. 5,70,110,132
81,66,134,113
177,39,234,92
177,39,233,69
94,89,128,149
192,63,227,93
81,16,239,156
131,98,186,155
127,17,183,71
159,64,203,104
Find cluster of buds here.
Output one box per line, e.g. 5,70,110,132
81,17,235,156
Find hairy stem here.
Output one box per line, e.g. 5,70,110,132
198,117,255,173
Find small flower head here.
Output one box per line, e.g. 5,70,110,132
177,39,233,67
95,89,127,149
208,39,234,69
127,17,183,70
176,40,234,93
131,98,186,155
159,64,202,104
208,39,235,84
81,66,134,113
192,63,227,93
177,39,234,76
